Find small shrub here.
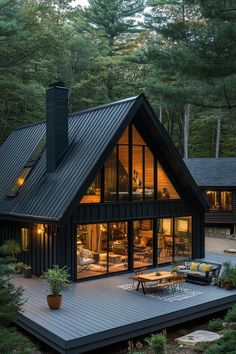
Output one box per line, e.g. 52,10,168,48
208,318,224,331
193,342,211,353
0,327,32,354
204,330,236,354
0,276,24,326
0,240,21,259
145,332,167,354
225,305,236,324
179,328,188,336
127,339,144,353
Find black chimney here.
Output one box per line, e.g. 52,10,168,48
46,82,68,172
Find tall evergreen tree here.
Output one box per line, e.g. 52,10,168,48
82,0,145,100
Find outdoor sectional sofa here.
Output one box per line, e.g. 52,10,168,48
177,261,222,285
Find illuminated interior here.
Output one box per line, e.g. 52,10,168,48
77,216,192,279
80,124,180,203
205,190,233,211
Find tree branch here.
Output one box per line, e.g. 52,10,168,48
0,0,14,11
223,84,232,109
0,50,40,71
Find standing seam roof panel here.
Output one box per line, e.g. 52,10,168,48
0,98,137,219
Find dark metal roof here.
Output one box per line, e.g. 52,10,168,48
0,94,207,221
184,158,236,188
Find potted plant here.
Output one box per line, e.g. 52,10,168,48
15,262,24,274
41,265,70,310
219,261,236,290
23,264,32,278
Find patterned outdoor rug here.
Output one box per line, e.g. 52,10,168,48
117,284,202,303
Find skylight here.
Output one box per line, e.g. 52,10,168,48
7,136,46,197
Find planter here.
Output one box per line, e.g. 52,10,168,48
23,269,32,278
47,295,62,310
224,282,233,290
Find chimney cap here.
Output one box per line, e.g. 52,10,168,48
49,81,66,88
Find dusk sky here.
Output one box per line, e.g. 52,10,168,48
72,0,89,7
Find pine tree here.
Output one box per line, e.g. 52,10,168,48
82,0,145,100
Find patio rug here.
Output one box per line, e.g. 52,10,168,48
117,284,202,303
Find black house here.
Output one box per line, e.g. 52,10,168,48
184,158,236,238
0,84,207,281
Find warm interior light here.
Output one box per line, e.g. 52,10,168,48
17,177,25,186
37,224,44,234
206,191,211,194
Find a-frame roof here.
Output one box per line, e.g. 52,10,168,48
0,94,207,221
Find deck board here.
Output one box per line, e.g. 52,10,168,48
12,252,236,353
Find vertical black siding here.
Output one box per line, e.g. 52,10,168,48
0,221,59,276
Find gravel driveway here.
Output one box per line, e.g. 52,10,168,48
205,236,236,255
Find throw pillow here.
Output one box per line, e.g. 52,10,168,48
202,264,213,272
190,262,199,271
199,263,206,272
184,261,192,269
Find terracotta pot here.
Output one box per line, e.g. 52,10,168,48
47,295,62,310
224,282,233,290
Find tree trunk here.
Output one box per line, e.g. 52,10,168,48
183,103,191,158
159,104,163,123
215,109,221,158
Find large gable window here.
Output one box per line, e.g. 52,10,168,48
80,124,180,203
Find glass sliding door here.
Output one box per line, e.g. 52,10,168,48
157,218,173,264
108,222,128,273
133,220,153,268
174,216,192,261
77,224,108,279
77,222,128,279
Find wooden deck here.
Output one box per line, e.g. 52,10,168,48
12,252,236,354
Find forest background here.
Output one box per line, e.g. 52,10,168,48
0,0,235,158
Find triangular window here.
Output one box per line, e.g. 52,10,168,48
157,163,180,200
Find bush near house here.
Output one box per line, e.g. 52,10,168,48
0,327,32,354
204,305,236,354
0,256,32,353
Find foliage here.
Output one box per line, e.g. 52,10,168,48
204,330,236,354
225,305,236,324
0,327,32,354
22,264,32,271
193,342,212,353
41,265,70,296
220,262,236,287
0,267,24,326
0,239,21,260
145,332,167,354
127,339,144,353
208,318,224,331
0,0,236,158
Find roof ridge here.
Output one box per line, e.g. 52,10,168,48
69,95,139,117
